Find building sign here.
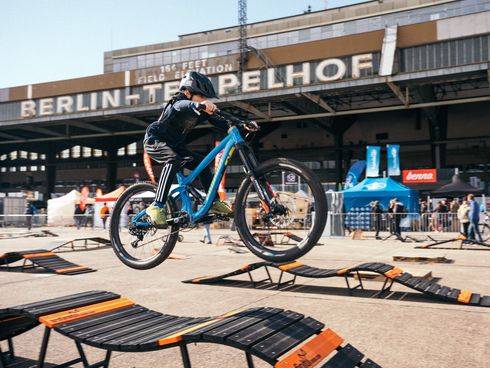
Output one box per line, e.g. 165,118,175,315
133,57,238,85
402,169,437,183
18,53,375,119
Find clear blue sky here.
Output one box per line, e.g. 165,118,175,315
0,0,367,88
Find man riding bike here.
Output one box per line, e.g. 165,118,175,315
144,71,244,227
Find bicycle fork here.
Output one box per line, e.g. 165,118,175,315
236,143,275,213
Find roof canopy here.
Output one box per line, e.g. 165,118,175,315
95,186,125,202
343,177,419,212
431,175,483,198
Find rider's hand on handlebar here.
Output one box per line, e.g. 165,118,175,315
243,120,259,132
197,101,217,115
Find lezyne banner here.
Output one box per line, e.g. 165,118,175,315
344,160,366,189
386,144,400,176
366,146,380,177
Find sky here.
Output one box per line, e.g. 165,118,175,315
0,0,367,88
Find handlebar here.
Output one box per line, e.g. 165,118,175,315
196,103,260,131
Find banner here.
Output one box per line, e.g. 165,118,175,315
344,160,366,189
403,169,437,183
365,146,380,177
386,144,400,176
215,141,227,201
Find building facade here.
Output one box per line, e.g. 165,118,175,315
0,0,489,199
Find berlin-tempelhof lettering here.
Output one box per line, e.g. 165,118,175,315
20,53,373,118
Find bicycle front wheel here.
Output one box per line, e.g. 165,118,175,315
234,158,327,262
110,182,179,270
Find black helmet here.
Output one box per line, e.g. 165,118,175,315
179,71,218,99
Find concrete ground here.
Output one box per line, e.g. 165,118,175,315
0,227,489,368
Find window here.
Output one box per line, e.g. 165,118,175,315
19,151,28,159
9,167,16,172
127,142,137,155
72,146,81,158
0,154,6,160
40,154,46,160
0,167,6,172
20,166,27,172
40,165,45,171
30,166,37,171
82,147,92,158
61,149,70,159
10,151,17,160
93,149,103,157
29,152,38,160
117,147,125,156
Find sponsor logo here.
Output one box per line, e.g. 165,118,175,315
402,169,437,183
364,182,387,190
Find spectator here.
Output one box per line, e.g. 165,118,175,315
127,204,135,228
387,199,396,234
391,198,406,237
74,202,85,230
467,194,483,242
200,223,212,244
450,199,460,231
371,200,383,239
420,200,429,231
457,200,470,237
100,202,110,230
435,201,449,231
85,204,94,228
24,202,35,231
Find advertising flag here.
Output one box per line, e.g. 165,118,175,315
344,160,366,189
387,144,400,176
365,146,380,177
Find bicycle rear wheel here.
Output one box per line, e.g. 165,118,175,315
110,182,179,269
234,158,327,262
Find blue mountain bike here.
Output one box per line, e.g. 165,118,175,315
110,108,327,269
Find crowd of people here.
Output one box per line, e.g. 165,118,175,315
370,193,486,242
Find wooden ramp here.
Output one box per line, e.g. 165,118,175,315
183,261,490,308
0,249,95,275
0,290,381,368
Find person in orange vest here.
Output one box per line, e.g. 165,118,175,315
100,202,110,230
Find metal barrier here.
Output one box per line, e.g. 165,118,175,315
0,212,479,236
333,212,467,235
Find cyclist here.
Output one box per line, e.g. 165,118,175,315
144,71,233,227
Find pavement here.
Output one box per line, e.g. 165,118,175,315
0,226,489,368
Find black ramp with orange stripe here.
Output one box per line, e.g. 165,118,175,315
183,262,490,308
0,249,95,275
1,291,382,367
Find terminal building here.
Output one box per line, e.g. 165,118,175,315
0,0,489,201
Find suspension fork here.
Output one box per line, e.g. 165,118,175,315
236,142,275,212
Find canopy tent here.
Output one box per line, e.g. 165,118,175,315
95,186,126,202
343,177,419,213
431,174,483,198
47,190,95,226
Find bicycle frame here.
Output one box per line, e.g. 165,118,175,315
171,126,244,222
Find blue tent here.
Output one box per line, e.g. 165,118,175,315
343,177,419,213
